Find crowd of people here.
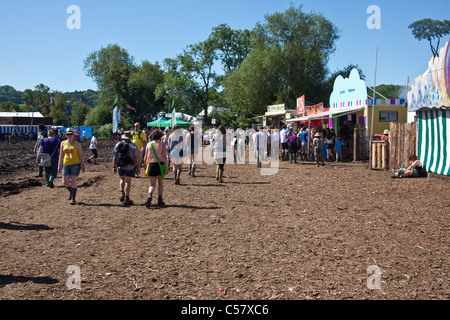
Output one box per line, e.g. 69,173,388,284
31,120,424,208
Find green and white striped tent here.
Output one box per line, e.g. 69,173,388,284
416,107,450,176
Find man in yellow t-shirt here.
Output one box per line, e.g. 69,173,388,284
131,122,148,176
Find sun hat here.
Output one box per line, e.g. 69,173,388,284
383,129,389,135
121,131,132,140
93,131,98,135
65,128,74,135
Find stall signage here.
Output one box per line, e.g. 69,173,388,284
267,104,285,113
297,95,305,116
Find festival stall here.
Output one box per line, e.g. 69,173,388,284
408,38,450,176
261,104,297,128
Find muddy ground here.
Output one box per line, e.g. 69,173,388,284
0,139,448,301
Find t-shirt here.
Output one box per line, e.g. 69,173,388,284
300,131,308,143
280,129,288,143
89,136,98,150
40,137,60,160
335,141,344,151
212,133,227,159
131,131,147,151
113,140,138,170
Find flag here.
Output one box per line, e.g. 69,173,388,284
171,107,176,128
28,104,36,109
113,96,118,107
66,103,72,116
126,104,136,112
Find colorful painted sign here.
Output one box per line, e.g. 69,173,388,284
408,39,450,110
306,103,324,115
329,68,368,109
297,95,305,116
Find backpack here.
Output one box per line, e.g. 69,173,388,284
115,141,134,167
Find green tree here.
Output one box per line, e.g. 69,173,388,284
50,92,70,126
127,61,165,124
208,23,252,76
408,18,450,58
223,4,340,117
0,101,20,112
157,39,219,123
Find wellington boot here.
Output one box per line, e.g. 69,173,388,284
216,166,220,181
218,170,224,183
70,188,77,205
67,186,73,200
176,168,181,184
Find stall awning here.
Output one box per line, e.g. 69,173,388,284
287,106,365,122
264,110,297,117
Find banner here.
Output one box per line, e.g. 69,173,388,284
112,106,120,134
297,95,305,116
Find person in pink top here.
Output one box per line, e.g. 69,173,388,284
144,129,168,208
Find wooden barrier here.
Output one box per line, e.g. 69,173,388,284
353,125,368,161
370,140,389,170
368,122,416,171
389,122,416,172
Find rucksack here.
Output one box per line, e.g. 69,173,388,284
115,141,134,167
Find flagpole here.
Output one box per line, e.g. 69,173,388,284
370,45,378,142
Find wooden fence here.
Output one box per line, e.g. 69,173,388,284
369,140,389,170
353,125,369,161
389,122,416,171
368,122,416,171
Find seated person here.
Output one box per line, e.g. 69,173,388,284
400,154,425,178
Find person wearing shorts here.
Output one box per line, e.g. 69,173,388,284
88,131,99,164
58,128,86,205
112,131,140,206
144,130,168,208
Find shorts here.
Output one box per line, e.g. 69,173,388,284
147,162,165,177
281,142,288,150
62,163,81,177
90,148,98,158
118,168,136,177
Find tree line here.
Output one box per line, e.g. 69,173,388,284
3,5,444,129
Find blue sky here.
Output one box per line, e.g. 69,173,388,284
1,0,449,98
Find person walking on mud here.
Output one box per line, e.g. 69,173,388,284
58,128,86,205
36,129,60,188
313,133,325,167
112,131,140,206
144,129,168,208
211,125,227,183
33,124,46,178
168,125,185,185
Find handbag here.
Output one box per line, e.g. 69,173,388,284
145,142,166,180
39,153,52,167
39,143,59,167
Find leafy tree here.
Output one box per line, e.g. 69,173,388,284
83,44,136,93
127,61,165,124
0,101,20,112
208,23,252,76
223,4,340,116
0,85,23,104
157,39,219,123
408,18,450,58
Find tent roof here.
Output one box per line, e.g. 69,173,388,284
287,106,365,122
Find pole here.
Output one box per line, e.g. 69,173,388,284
370,46,378,142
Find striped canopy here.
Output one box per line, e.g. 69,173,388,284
417,108,450,176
